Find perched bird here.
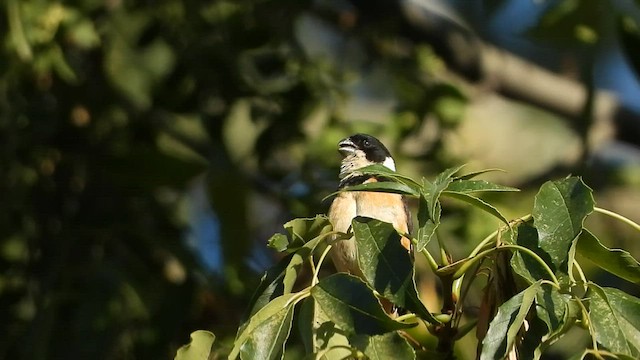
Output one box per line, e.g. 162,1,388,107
327,133,413,277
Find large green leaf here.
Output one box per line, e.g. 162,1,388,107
446,179,519,193
175,331,216,360
532,177,594,271
481,281,541,360
230,293,300,360
350,333,415,360
298,298,352,359
588,284,640,357
311,273,414,335
508,223,555,284
352,217,438,323
576,229,640,284
283,234,331,294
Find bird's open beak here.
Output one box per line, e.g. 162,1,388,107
338,138,357,156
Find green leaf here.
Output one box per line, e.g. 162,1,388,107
425,165,465,220
447,179,519,193
481,281,541,360
416,193,437,252
283,234,328,294
536,286,577,342
454,168,505,180
230,293,300,360
352,217,438,324
442,191,510,225
175,330,216,360
350,332,415,359
532,177,594,271
576,229,640,283
588,284,640,357
337,181,420,197
356,164,423,190
299,297,352,359
509,223,555,284
311,273,414,335
244,254,293,319
271,216,332,253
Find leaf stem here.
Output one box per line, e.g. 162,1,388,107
453,244,560,286
594,207,640,233
413,238,439,272
312,244,333,286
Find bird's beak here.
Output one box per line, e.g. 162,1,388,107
338,138,357,156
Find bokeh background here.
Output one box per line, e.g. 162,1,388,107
1,0,640,358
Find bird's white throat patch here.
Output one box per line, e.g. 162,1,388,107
383,156,396,171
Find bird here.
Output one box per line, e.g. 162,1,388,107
327,133,413,278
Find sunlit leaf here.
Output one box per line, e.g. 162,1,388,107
454,168,505,180
442,191,510,225
352,217,438,324
532,177,594,271
356,164,423,189
311,273,414,335
416,193,437,252
588,284,640,357
481,281,541,360
174,330,216,360
337,181,420,197
577,229,640,284
446,179,519,193
269,215,332,253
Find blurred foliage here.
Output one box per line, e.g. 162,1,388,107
0,0,639,359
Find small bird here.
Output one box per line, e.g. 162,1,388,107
327,133,413,277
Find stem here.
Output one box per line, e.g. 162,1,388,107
435,228,451,266
594,207,640,232
312,245,333,286
395,313,419,323
412,238,440,272
453,244,560,286
468,213,533,258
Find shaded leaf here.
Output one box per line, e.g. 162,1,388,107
532,177,594,271
425,165,465,220
588,284,640,357
509,223,555,284
350,332,415,360
481,281,541,360
442,191,510,225
230,293,300,360
299,297,352,359
283,234,329,294
577,229,640,284
311,273,414,335
245,254,293,319
352,217,438,324
175,331,216,360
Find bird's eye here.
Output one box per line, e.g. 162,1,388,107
363,140,370,148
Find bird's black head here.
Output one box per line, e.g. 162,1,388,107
338,133,393,163
337,134,395,179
